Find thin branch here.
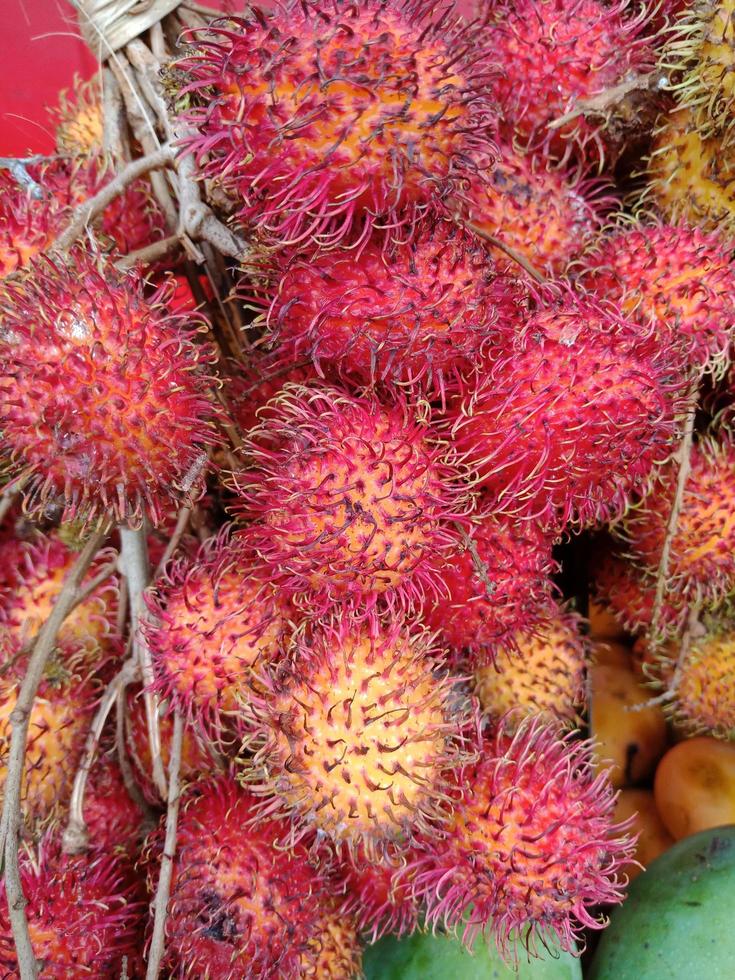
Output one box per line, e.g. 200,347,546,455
0,490,17,527
116,684,156,827
454,521,496,603
154,507,193,579
145,710,184,980
53,145,174,254
628,605,703,713
101,67,128,165
62,658,139,855
547,71,668,131
70,559,118,611
465,222,546,284
119,526,167,800
0,156,50,201
115,234,181,270
0,528,108,979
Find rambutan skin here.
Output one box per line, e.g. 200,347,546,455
622,435,735,606
580,220,735,375
240,612,479,857
421,512,558,661
78,753,144,857
0,162,71,278
144,529,293,733
334,843,421,943
177,0,498,246
227,351,322,437
473,610,587,729
265,220,525,395
0,247,220,527
448,288,684,530
300,904,364,979
52,74,104,156
0,837,145,978
150,776,332,979
466,141,615,276
410,721,635,959
485,0,656,166
232,385,471,611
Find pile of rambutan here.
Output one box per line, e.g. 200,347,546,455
4,0,735,974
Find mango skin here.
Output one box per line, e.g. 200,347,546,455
363,930,581,980
588,825,735,980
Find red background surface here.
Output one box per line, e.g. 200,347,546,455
3,0,478,156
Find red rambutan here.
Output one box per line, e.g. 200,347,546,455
448,288,684,529
334,843,421,943
0,247,219,527
144,529,293,734
0,675,95,825
581,220,735,375
233,385,470,610
0,837,145,978
300,904,364,979
265,220,525,396
411,721,635,959
78,753,144,858
227,350,322,437
177,0,498,246
0,163,70,278
421,512,558,661
466,141,615,276
622,434,735,605
241,612,479,857
485,0,656,166
152,775,331,979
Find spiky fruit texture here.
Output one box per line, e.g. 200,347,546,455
486,0,655,166
0,533,118,671
144,531,292,731
647,107,735,233
178,0,497,246
0,162,69,277
234,386,468,610
0,838,144,978
243,614,477,857
81,754,143,857
466,141,613,276
155,776,330,979
0,248,218,527
336,844,421,943
590,546,688,638
581,221,735,375
228,351,321,437
52,74,104,155
421,514,557,661
0,677,94,824
622,436,735,605
412,722,635,959
126,688,221,803
300,905,363,979
473,612,587,730
266,221,524,395
662,0,735,143
449,290,682,530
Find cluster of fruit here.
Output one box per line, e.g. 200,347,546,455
1,0,734,976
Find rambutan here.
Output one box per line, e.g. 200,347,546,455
144,529,293,733
0,675,95,825
0,247,219,527
79,753,144,857
335,843,421,943
411,721,635,959
241,612,478,857
227,350,322,437
0,162,70,278
0,837,145,977
466,141,614,276
151,775,330,979
485,0,656,166
580,219,735,375
300,904,364,979
233,385,470,610
265,220,524,396
420,512,558,661
177,0,498,246
646,106,735,234
126,687,222,803
51,74,104,156
661,0,735,144
473,611,587,729
590,545,688,638
0,532,118,672
622,435,735,605
448,288,683,529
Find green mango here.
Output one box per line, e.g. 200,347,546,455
362,929,582,980
588,825,735,980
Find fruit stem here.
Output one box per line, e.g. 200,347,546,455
119,525,168,800
145,710,184,980
0,527,108,980
465,222,546,284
